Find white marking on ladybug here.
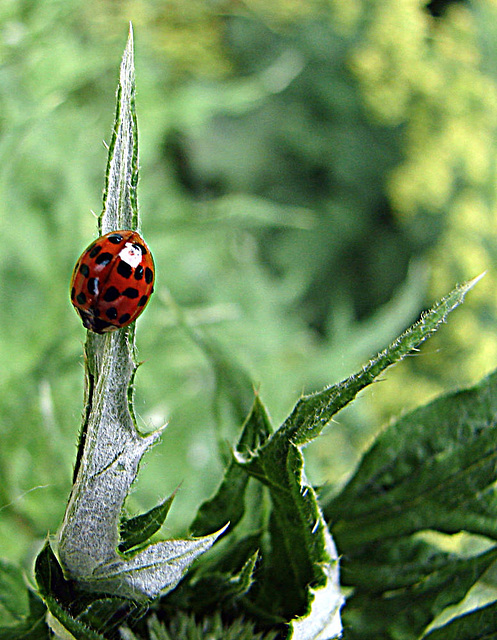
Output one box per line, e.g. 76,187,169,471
119,242,143,268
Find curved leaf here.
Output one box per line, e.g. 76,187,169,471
119,492,176,553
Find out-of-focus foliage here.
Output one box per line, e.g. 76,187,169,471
1,0,497,576
350,0,497,418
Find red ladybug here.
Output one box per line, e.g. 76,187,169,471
70,230,154,333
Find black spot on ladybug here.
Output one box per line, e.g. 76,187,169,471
123,287,139,299
103,286,120,302
119,313,131,324
95,252,113,266
117,259,132,279
134,265,144,280
87,277,99,296
138,295,148,307
79,263,90,277
76,292,87,305
133,243,147,255
89,244,102,258
145,267,153,284
71,287,76,301
106,307,118,320
108,234,124,244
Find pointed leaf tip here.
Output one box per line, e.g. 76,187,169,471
119,490,177,553
126,22,134,47
100,25,138,232
465,271,486,290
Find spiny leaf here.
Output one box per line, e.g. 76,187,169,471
191,394,272,537
326,368,497,551
326,362,497,639
234,411,343,634
119,491,176,553
146,612,280,640
278,274,483,449
232,278,480,637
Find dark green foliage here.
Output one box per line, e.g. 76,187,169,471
0,558,47,639
35,541,145,639
326,370,497,547
157,277,477,637
325,370,497,639
422,600,497,639
340,540,497,640
122,612,280,640
119,492,176,553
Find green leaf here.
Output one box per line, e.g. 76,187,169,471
422,600,497,640
100,22,139,233
172,551,259,615
326,368,497,552
341,539,497,640
235,407,343,634
0,558,30,626
230,551,259,597
119,492,176,553
278,274,483,449
35,542,107,640
230,278,479,636
325,361,497,637
191,394,272,537
0,559,47,639
259,462,343,635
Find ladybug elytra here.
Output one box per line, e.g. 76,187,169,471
70,230,154,333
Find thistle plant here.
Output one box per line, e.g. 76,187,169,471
56,26,224,603
2,26,497,640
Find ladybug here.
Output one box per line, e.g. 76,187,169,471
70,230,154,333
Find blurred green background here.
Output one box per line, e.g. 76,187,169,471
2,0,497,568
